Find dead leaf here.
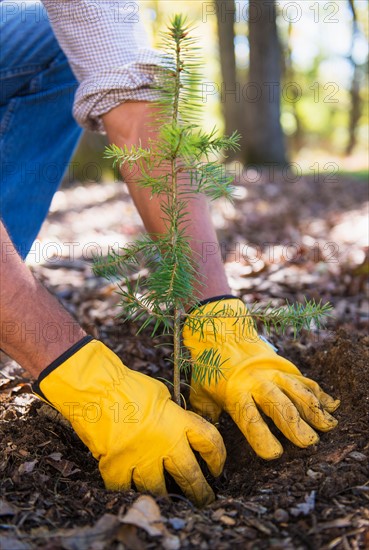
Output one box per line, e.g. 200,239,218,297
11,384,33,396
46,458,80,477
219,514,236,526
212,508,226,521
241,501,268,515
290,491,316,517
120,496,180,550
323,444,357,464
116,524,146,550
348,451,367,462
18,460,38,475
0,378,11,390
245,517,274,535
55,513,119,550
0,499,19,517
120,495,165,537
0,535,31,550
48,452,62,461
18,450,29,458
309,514,354,533
12,394,36,414
2,409,17,421
168,517,186,530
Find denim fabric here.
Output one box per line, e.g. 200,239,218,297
0,1,82,258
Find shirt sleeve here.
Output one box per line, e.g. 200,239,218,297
42,0,164,133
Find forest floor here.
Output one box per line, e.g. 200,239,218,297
0,168,368,549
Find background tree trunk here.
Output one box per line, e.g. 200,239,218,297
214,0,245,160
245,0,288,165
346,0,362,156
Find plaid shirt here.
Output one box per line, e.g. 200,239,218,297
43,0,163,133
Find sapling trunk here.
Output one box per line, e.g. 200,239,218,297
173,309,182,405
94,15,332,407
170,34,182,405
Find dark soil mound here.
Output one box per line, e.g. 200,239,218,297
1,329,368,549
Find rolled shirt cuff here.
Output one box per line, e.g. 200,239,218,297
73,48,166,132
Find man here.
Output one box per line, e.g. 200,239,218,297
0,1,339,507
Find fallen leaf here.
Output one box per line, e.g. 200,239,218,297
309,514,354,533
0,378,11,390
120,495,165,537
0,535,31,550
245,517,274,535
220,514,236,526
306,469,322,481
168,517,186,530
348,451,367,462
12,394,36,414
48,452,62,461
121,496,180,550
241,501,268,515
11,384,33,396
0,499,19,517
18,450,29,458
212,508,226,521
323,444,356,464
2,409,17,421
46,458,80,477
18,460,38,475
116,524,146,550
55,513,119,550
290,491,316,517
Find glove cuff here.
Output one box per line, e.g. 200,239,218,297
32,335,94,401
184,297,278,352
188,294,239,313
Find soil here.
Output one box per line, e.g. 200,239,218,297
1,171,368,549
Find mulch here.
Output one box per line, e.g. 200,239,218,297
1,169,368,549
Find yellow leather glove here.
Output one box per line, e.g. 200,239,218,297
32,336,226,506
183,298,340,460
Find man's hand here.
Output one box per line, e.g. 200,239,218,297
33,337,226,506
183,298,340,460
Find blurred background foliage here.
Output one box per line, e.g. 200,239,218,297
69,0,368,184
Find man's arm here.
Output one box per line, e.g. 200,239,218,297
0,221,85,377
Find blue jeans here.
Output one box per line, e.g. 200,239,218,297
0,1,82,259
